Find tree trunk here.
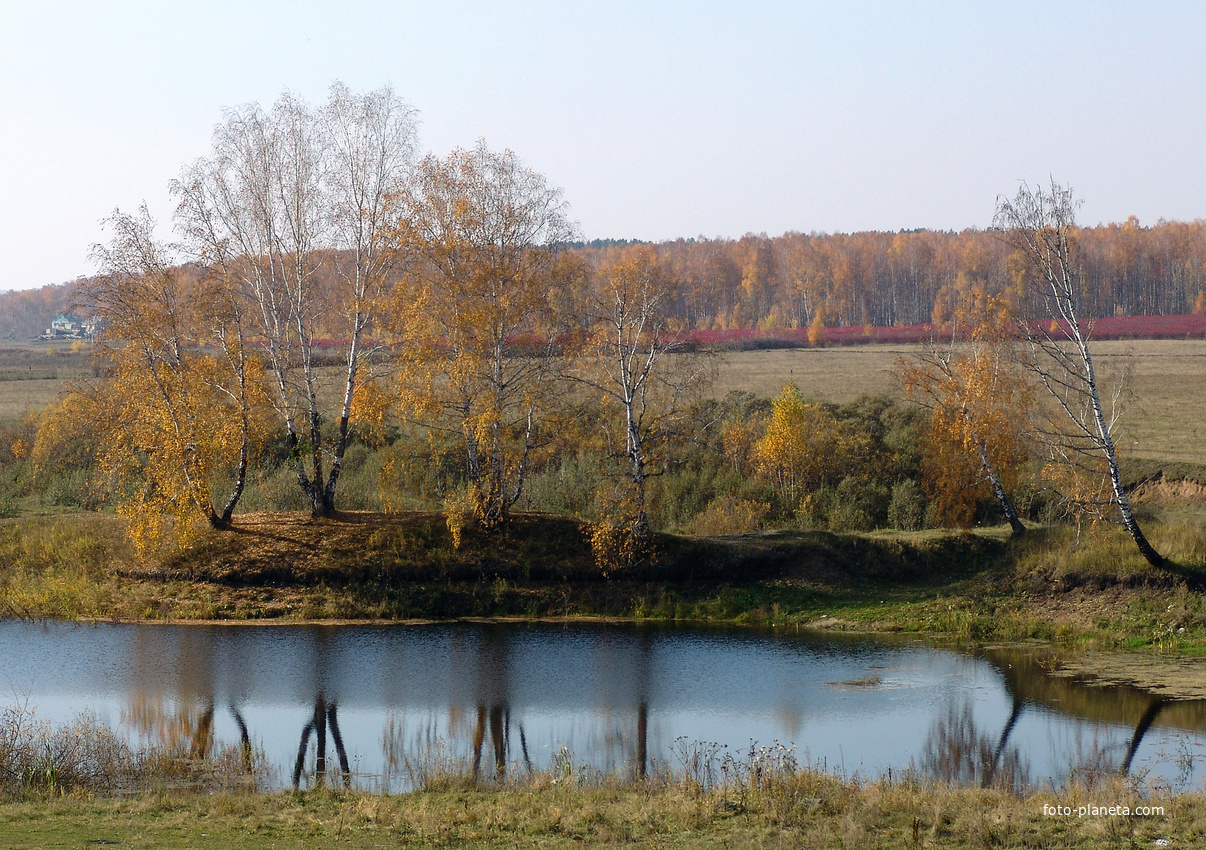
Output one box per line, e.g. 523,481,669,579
1080,335,1163,567
1111,466,1164,567
976,444,1026,536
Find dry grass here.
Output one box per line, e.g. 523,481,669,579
0,701,258,800
0,343,94,421
712,339,1206,465
2,716,1201,846
3,338,1204,463
711,344,913,402
0,770,1198,848
0,378,85,421
0,513,129,619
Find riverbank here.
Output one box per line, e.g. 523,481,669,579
2,509,1206,653
3,509,1206,847
0,776,1198,849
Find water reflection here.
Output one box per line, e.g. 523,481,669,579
3,622,1205,791
292,694,350,789
979,646,1206,783
920,701,1028,790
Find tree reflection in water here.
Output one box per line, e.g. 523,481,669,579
103,623,1206,791
122,696,256,780
292,694,351,790
921,701,1029,791
1121,697,1166,776
982,647,1199,783
373,625,653,789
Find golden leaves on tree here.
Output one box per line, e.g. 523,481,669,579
754,384,871,510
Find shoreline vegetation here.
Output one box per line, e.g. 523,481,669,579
0,694,1198,848
0,708,1198,849
0,777,1201,849
3,507,1205,656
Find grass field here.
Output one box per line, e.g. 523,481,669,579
712,339,1206,466
4,336,1203,446
0,343,94,420
0,779,1197,849
2,337,1204,465
712,344,912,401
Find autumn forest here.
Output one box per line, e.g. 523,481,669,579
9,213,1206,342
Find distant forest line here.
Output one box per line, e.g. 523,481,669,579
5,217,1206,342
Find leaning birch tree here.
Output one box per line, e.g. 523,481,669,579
80,206,264,550
994,180,1163,566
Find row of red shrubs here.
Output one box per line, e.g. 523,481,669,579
689,313,1206,348
304,314,1206,352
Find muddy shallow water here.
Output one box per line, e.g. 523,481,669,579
3,620,1205,791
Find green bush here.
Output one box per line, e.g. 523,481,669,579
829,477,889,532
888,480,927,531
332,444,384,511
38,469,94,509
238,466,310,512
799,476,891,532
521,452,604,518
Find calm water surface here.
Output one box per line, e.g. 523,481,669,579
2,620,1204,791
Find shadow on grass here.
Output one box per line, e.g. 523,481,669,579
174,513,1008,588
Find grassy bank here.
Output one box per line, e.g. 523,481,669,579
0,509,1003,623
3,506,1206,654
0,776,1199,848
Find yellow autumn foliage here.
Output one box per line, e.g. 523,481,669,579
900,286,1031,527
753,383,871,507
390,142,575,530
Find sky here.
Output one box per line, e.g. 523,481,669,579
1,0,1205,291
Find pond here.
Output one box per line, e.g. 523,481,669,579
2,620,1205,792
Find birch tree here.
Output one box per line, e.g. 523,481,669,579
994,181,1163,566
753,383,870,510
393,142,576,531
571,246,711,567
898,283,1030,534
79,206,264,551
173,83,417,516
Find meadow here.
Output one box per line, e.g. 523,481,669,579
8,335,1206,460
0,343,93,420
713,339,1206,466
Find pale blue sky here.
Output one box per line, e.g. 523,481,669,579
2,1,1204,290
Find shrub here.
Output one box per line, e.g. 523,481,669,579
888,480,927,531
238,466,310,512
332,444,384,511
686,496,770,536
38,469,96,509
801,477,891,532
0,704,135,795
521,453,604,518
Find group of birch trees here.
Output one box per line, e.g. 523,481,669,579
45,84,699,563
43,82,1167,570
902,181,1164,567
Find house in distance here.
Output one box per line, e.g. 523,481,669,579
39,313,98,342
